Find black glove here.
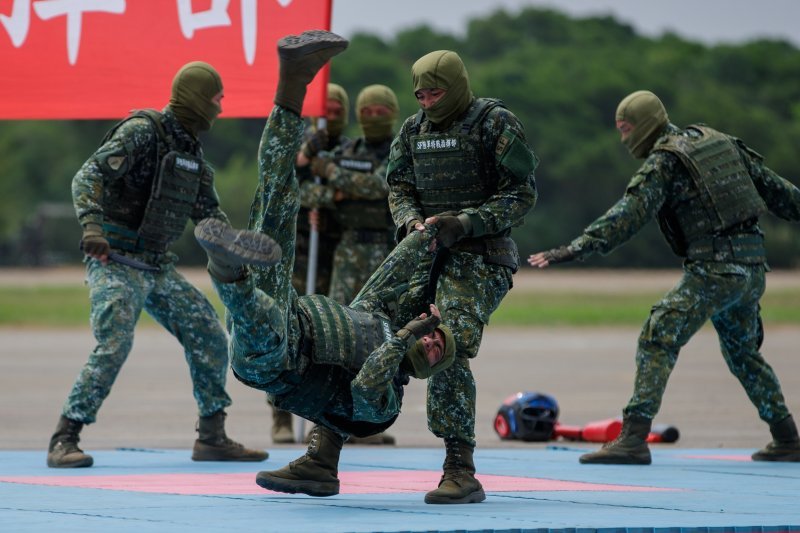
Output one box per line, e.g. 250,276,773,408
80,223,110,257
436,215,468,248
397,314,441,344
543,245,576,265
301,129,329,158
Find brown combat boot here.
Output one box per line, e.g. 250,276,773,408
194,218,282,282
274,30,349,115
752,414,800,462
47,415,93,468
424,440,485,504
256,424,343,497
271,407,295,444
192,410,268,462
579,414,652,465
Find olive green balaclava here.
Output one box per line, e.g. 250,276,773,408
356,84,399,142
401,324,456,379
615,90,669,159
411,50,473,129
326,83,350,139
169,61,223,136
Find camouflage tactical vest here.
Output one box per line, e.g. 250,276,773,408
654,125,767,263
333,138,393,231
410,98,504,217
297,294,394,373
102,109,205,254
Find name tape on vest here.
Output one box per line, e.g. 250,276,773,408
414,137,461,153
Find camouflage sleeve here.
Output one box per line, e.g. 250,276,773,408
459,107,538,237
192,163,230,224
736,141,800,222
299,180,335,209
570,154,670,259
387,118,425,236
330,157,390,200
350,335,406,422
71,117,155,227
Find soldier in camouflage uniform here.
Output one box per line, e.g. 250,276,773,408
270,84,351,444
193,30,456,497
47,62,268,468
529,90,800,465
386,51,539,504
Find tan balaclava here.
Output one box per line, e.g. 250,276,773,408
356,84,399,143
615,90,669,159
169,61,223,136
401,324,456,379
326,83,350,139
411,50,473,129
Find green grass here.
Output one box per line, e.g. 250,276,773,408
3,284,800,328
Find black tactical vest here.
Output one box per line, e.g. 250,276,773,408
410,98,504,217
102,109,206,254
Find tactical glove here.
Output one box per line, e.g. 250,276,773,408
543,245,576,265
81,223,110,258
435,214,468,248
301,129,329,158
397,314,441,345
310,156,336,179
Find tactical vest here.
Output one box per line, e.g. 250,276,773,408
410,98,504,217
102,109,205,254
333,139,394,231
297,294,394,372
654,125,767,263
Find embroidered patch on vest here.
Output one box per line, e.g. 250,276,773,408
175,156,201,174
413,137,460,153
339,158,374,172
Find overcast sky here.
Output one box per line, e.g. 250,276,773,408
331,0,800,48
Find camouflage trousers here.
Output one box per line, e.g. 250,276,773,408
625,261,790,424
404,249,514,447
328,231,393,305
63,258,231,423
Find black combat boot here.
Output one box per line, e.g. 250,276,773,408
271,407,295,444
47,415,93,468
274,30,349,115
255,424,343,497
752,414,800,462
194,218,282,282
192,410,268,462
579,414,652,465
424,440,485,504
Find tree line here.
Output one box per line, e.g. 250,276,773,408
2,6,799,267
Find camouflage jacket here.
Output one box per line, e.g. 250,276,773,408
570,124,800,261
71,107,228,233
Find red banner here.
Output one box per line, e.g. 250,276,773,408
0,0,333,119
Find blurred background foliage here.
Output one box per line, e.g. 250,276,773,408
1,6,799,268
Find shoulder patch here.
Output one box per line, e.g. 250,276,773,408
495,130,512,158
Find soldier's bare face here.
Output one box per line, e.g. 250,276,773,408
616,120,634,141
415,88,446,110
326,99,345,122
422,329,445,366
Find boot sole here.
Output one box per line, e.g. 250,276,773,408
579,455,651,465
195,219,281,267
47,456,93,468
424,488,486,504
752,452,800,462
255,472,339,497
278,30,349,60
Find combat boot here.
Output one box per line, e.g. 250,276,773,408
195,218,282,282
752,414,800,462
192,410,268,462
271,407,295,444
47,415,93,468
274,30,349,115
424,440,485,504
347,432,396,445
255,424,343,497
579,414,652,465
